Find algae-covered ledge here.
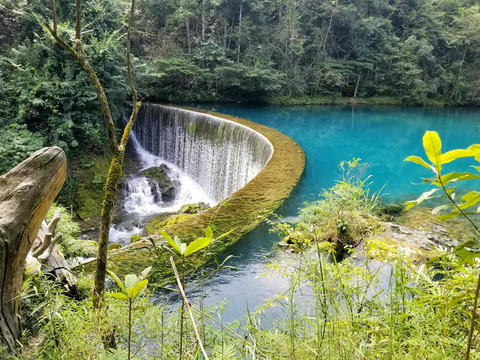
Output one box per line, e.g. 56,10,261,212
80,106,305,277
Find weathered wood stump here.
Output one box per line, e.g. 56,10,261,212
0,147,66,353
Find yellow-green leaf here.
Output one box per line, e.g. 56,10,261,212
125,274,139,290
404,188,440,210
404,155,432,170
108,292,129,302
107,269,126,295
423,131,442,173
440,149,476,165
205,226,213,239
128,279,148,299
184,236,212,257
159,230,181,254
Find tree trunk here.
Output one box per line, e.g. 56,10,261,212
0,147,66,353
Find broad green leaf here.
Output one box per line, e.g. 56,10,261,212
125,274,139,290
458,191,480,210
432,172,480,186
404,188,441,210
404,155,432,170
205,226,213,239
184,236,212,257
140,266,152,280
128,279,148,299
159,230,181,254
440,149,476,165
422,131,442,173
108,292,129,301
107,270,126,295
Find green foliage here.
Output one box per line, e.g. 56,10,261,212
45,204,97,258
0,124,44,174
405,131,480,221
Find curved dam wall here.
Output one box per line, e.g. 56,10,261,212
133,104,273,202
82,106,305,278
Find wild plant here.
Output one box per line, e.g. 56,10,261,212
106,266,151,360
405,130,480,359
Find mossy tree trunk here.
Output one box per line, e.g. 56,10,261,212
46,0,140,314
0,147,66,353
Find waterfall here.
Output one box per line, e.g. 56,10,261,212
133,104,273,202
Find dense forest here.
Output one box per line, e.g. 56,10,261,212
0,0,480,197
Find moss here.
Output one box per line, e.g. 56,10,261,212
145,213,195,235
179,203,209,214
130,234,143,243
75,153,113,221
107,243,122,251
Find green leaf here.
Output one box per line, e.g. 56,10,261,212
437,212,474,221
128,279,148,299
140,266,152,280
404,155,432,170
159,230,181,254
216,228,235,241
404,188,441,210
205,226,213,239
458,191,480,210
174,236,186,255
125,274,139,290
432,204,450,214
440,149,476,165
422,131,442,173
184,236,212,257
107,270,126,295
432,172,480,186
108,292,129,301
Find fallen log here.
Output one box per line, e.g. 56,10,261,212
0,147,66,354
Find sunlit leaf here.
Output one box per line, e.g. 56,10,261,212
184,236,212,257
128,279,148,299
404,188,441,210
108,292,129,301
125,274,139,290
174,236,187,255
404,155,432,170
440,149,476,165
458,191,480,210
159,230,181,254
437,212,473,221
422,131,442,173
107,269,126,295
205,226,213,239
216,228,235,241
140,266,152,280
432,172,480,186
432,204,450,214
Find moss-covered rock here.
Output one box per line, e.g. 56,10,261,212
130,234,143,243
107,243,122,251
146,213,195,234
179,203,209,214
377,203,404,215
142,164,176,201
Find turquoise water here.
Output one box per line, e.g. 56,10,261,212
204,105,480,210
160,105,480,322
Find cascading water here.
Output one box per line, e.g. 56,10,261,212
109,104,273,244
132,104,273,202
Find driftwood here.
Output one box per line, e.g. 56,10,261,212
26,209,78,297
0,147,66,353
